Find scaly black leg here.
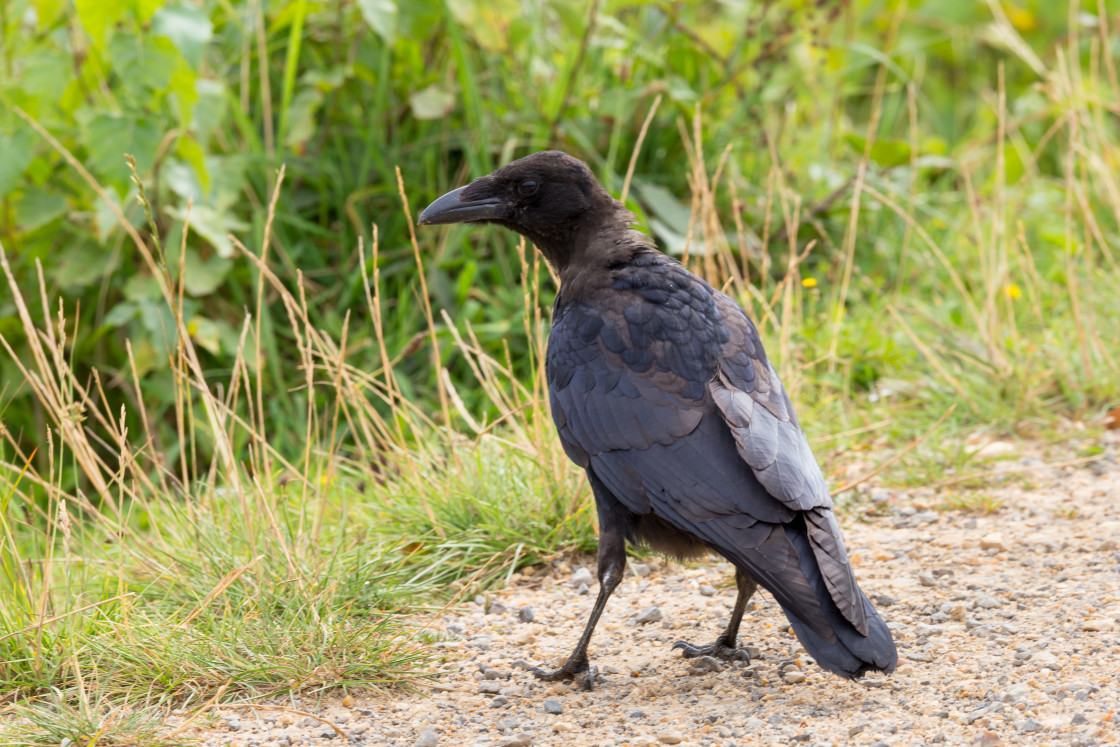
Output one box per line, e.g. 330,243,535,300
531,471,627,691
673,568,757,662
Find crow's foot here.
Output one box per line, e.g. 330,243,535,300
529,656,596,691
672,635,750,662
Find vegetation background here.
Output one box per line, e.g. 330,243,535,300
0,0,1117,743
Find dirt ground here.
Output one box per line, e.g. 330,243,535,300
181,436,1119,747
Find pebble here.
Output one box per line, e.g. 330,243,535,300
570,567,593,587
688,656,724,674
699,584,717,597
974,731,1002,746
1072,713,1089,725
1016,717,1043,732
518,606,534,623
918,572,937,587
414,727,439,747
873,593,896,607
490,696,509,707
980,532,1007,551
782,672,807,683
543,699,563,714
498,734,533,746
552,721,576,732
634,606,663,624
657,730,683,744
974,595,1003,609
577,582,590,595
631,562,651,577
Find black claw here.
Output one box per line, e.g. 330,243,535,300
529,659,596,690
672,637,751,663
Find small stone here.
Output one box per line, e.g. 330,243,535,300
974,595,1003,610
479,682,502,694
873,593,896,607
570,567,593,587
980,532,1007,551
869,741,892,747
1016,718,1043,733
699,584,717,597
974,440,1017,459
1071,713,1089,725
1082,619,1113,631
577,582,590,596
918,572,937,587
552,721,575,732
791,735,811,743
974,732,1001,747
634,606,663,624
1033,651,1060,669
414,728,439,747
688,656,724,674
498,734,533,747
226,719,242,732
543,699,563,715
745,645,761,659
783,672,807,683
518,606,535,623
631,563,651,577
657,730,683,744
341,694,355,707
848,724,865,737
491,696,509,707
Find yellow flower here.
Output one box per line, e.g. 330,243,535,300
801,277,818,288
1005,284,1022,300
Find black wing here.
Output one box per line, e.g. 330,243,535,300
547,259,868,640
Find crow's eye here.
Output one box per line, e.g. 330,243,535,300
518,180,539,196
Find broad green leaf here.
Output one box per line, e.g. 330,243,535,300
0,128,35,198
180,246,232,297
107,33,181,95
447,0,520,52
53,243,118,290
84,114,162,188
13,188,67,231
193,79,227,140
843,134,912,169
165,205,248,258
409,84,456,120
74,0,127,48
33,0,70,26
187,315,222,355
357,0,397,45
151,3,213,69
284,88,325,149
176,137,210,195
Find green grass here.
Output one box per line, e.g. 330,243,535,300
2,0,1120,743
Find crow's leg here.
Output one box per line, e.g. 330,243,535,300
531,473,626,691
673,568,757,661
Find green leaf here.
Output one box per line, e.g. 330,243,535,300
283,88,325,149
0,128,35,198
151,3,213,69
84,113,162,188
357,0,397,45
74,0,127,49
165,204,248,259
447,0,520,52
843,135,912,169
409,84,456,120
187,315,222,355
180,246,232,297
107,33,181,95
13,188,68,231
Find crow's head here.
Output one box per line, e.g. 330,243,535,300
418,151,620,266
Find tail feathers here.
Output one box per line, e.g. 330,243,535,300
732,519,898,680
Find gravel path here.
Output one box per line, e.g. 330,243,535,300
183,439,1119,747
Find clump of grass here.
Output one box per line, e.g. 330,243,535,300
940,492,1005,514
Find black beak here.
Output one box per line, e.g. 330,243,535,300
417,185,506,226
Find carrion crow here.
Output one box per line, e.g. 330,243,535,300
418,151,898,690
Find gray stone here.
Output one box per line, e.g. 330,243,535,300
699,584,717,597
518,606,534,623
918,572,937,587
479,682,502,694
974,595,1003,609
498,734,533,746
1016,718,1043,733
634,606,663,624
577,582,589,596
543,700,563,715
688,656,724,674
1072,713,1089,725
873,593,896,607
570,567,593,587
631,563,651,577
490,696,509,707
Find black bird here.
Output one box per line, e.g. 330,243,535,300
418,151,898,689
